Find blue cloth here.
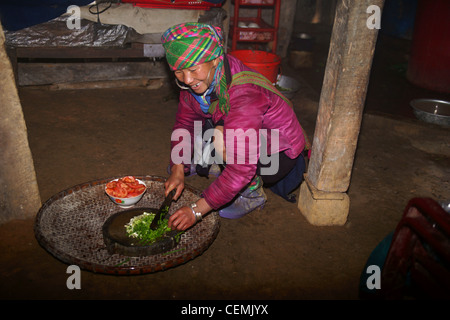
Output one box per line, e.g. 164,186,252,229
0,0,92,31
191,85,215,114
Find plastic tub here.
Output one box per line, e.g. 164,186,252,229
229,50,281,83
406,0,450,93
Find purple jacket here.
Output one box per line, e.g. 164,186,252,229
170,54,305,210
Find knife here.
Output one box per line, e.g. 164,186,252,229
150,189,175,230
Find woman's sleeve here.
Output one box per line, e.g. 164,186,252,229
202,85,269,209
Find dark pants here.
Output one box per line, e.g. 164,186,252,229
257,151,300,185
261,152,306,202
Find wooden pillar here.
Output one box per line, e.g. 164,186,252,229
277,0,298,58
298,0,384,225
0,23,41,224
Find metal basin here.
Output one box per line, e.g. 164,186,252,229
276,75,300,99
410,99,450,127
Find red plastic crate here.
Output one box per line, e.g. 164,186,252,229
230,17,274,42
236,0,274,5
121,0,223,10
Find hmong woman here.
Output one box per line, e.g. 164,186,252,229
161,22,308,231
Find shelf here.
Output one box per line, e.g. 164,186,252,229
230,0,280,53
234,0,275,6
230,17,274,42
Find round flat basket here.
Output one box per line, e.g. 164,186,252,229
34,175,220,275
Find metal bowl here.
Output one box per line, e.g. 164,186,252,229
410,99,450,127
439,201,450,214
276,75,300,99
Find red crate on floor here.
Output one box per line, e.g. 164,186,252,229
121,0,223,10
237,0,274,4
230,17,274,42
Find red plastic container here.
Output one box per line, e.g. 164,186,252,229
237,0,274,4
407,0,450,93
121,0,222,10
229,50,281,83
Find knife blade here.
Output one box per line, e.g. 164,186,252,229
150,189,175,230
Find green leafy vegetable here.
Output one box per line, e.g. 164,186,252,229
125,211,171,245
114,258,131,267
162,247,186,256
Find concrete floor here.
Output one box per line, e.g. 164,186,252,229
1,23,449,303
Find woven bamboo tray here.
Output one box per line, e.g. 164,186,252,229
34,175,220,275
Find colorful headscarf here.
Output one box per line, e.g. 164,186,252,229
161,23,230,114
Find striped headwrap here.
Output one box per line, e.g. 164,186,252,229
161,23,230,114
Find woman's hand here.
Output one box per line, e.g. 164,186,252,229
168,198,213,231
168,206,196,231
164,164,185,200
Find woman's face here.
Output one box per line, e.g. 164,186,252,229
174,58,218,94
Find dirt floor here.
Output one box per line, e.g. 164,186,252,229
1,24,449,302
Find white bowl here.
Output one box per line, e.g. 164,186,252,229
248,22,260,28
105,178,147,208
238,21,247,28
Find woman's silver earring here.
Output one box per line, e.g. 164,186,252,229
175,78,190,90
